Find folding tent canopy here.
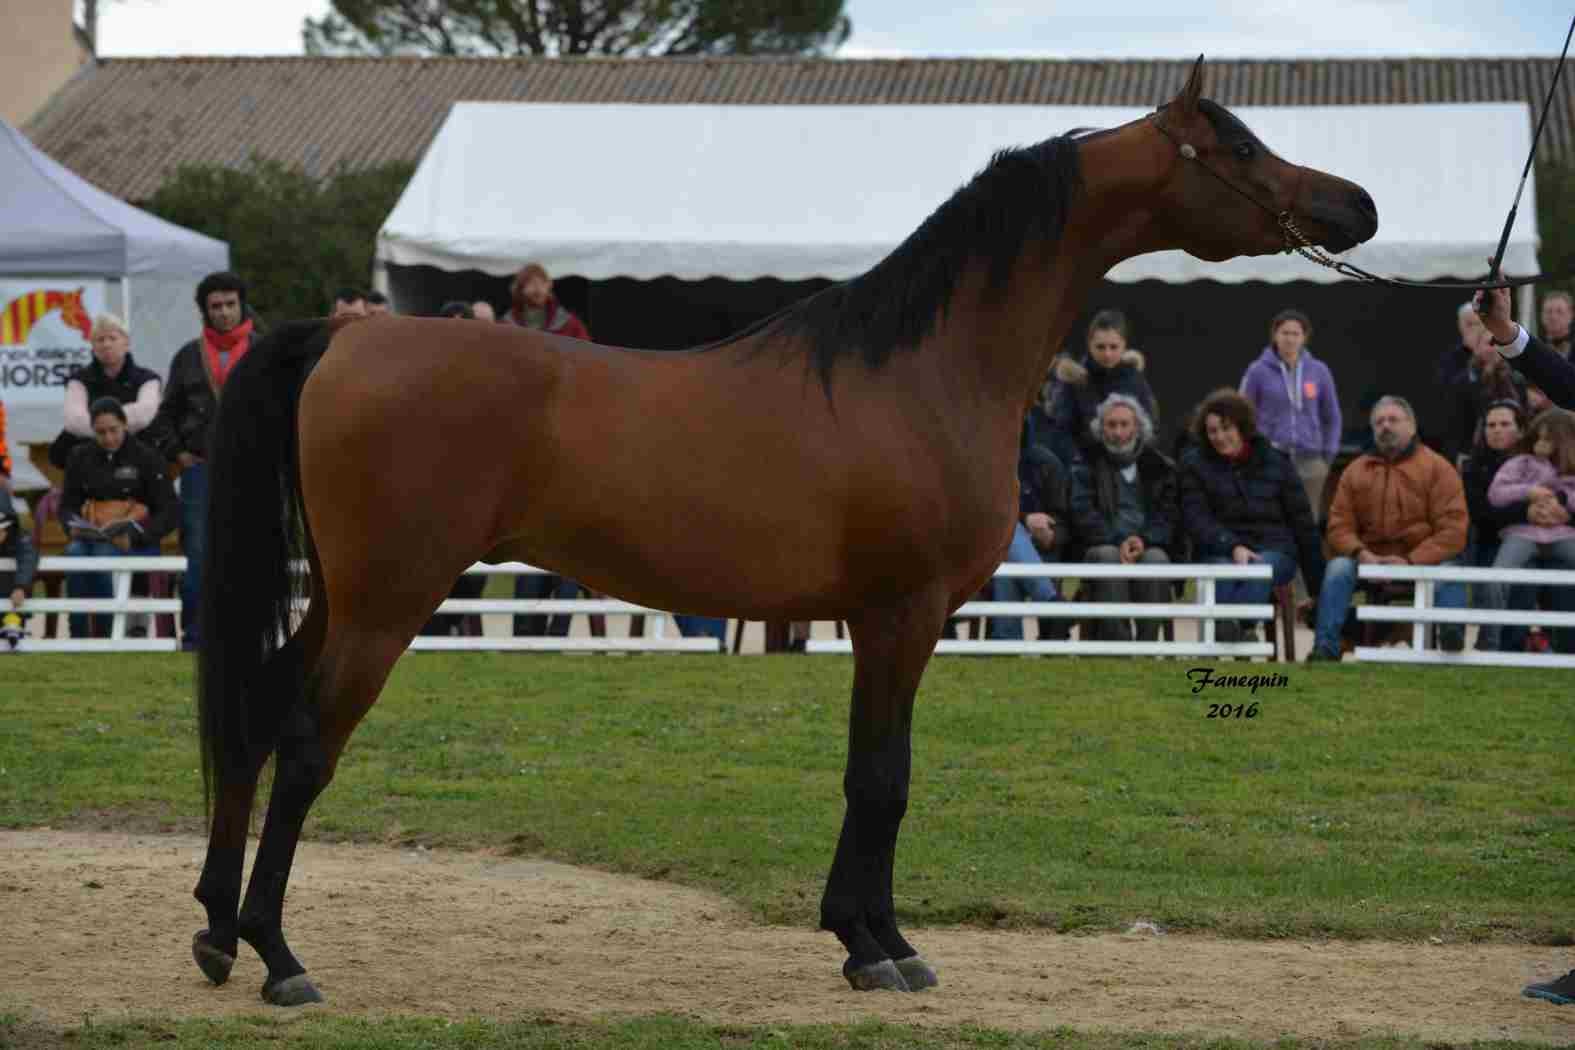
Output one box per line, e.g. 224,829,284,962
377,101,1538,288
376,101,1540,454
0,117,229,460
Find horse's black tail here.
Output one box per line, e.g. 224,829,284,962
196,319,333,815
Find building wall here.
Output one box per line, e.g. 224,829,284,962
1,0,90,127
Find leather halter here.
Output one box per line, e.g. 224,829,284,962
1149,109,1564,292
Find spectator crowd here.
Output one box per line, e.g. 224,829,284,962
2,268,1573,659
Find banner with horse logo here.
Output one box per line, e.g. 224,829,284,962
0,278,102,409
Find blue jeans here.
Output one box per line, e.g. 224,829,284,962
1313,555,1467,654
1473,539,1532,652
1209,550,1298,605
512,572,584,637
1480,536,1575,651
178,462,208,645
987,523,1060,640
64,538,159,638
675,615,728,643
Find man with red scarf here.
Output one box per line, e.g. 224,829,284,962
502,263,588,341
502,263,593,636
147,271,260,651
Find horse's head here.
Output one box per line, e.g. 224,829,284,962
59,288,93,341
1146,57,1378,262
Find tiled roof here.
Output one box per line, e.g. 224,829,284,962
25,55,1575,201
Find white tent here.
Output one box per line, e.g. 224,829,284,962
376,101,1538,289
0,117,229,460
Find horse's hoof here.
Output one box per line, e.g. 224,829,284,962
894,955,939,990
261,973,324,1006
843,957,910,992
192,929,235,986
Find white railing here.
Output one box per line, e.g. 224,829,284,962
0,558,719,653
1354,564,1575,667
806,563,1279,658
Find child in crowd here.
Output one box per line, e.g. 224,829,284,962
1480,408,1575,646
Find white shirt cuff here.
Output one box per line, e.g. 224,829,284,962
1495,323,1530,359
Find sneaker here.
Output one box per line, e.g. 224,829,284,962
1524,969,1575,1005
0,611,23,650
1306,646,1341,663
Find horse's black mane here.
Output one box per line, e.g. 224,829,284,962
705,132,1087,391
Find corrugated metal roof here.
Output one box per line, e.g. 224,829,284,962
23,55,1575,201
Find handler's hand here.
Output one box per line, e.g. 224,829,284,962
1231,544,1258,566
1473,259,1518,344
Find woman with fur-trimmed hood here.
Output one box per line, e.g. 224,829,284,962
1044,309,1157,466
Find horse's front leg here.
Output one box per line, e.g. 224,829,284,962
821,591,946,991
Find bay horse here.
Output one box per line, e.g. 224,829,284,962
190,58,1377,1005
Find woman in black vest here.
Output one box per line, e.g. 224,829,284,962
60,398,177,638
50,313,162,469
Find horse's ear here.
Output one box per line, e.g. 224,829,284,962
1177,54,1205,116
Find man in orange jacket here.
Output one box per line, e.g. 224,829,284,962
1307,395,1469,660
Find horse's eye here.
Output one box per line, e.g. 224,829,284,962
1234,142,1255,161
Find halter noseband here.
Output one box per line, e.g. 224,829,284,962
1148,108,1560,291
1150,113,1325,264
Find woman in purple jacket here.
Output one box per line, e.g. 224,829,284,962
1238,309,1342,521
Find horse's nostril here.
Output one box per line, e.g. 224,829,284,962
1355,189,1377,218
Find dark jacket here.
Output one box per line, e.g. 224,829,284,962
1045,349,1157,465
60,436,179,544
50,353,164,468
1439,348,1526,466
1511,331,1575,410
146,319,262,462
0,488,38,591
1179,435,1325,594
1068,443,1179,554
1461,444,1534,550
1017,422,1071,560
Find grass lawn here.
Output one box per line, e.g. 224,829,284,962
0,1013,1544,1050
2,654,1571,944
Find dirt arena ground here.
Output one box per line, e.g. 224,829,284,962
2,830,1573,1043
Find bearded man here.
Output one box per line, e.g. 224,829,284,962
1309,395,1469,659
1067,393,1180,642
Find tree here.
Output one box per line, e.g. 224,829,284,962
302,0,850,58
1536,159,1575,307
143,158,415,325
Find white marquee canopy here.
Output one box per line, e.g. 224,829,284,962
377,101,1538,286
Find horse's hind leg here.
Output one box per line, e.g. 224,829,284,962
821,591,947,992
192,618,320,986
237,626,407,1005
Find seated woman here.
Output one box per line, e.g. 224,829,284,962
1178,388,1325,644
1481,407,1575,651
1461,400,1533,652
1044,309,1157,466
60,398,178,638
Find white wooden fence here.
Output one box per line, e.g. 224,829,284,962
1354,563,1575,668
0,558,719,653
9,557,1573,664
807,563,1279,657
